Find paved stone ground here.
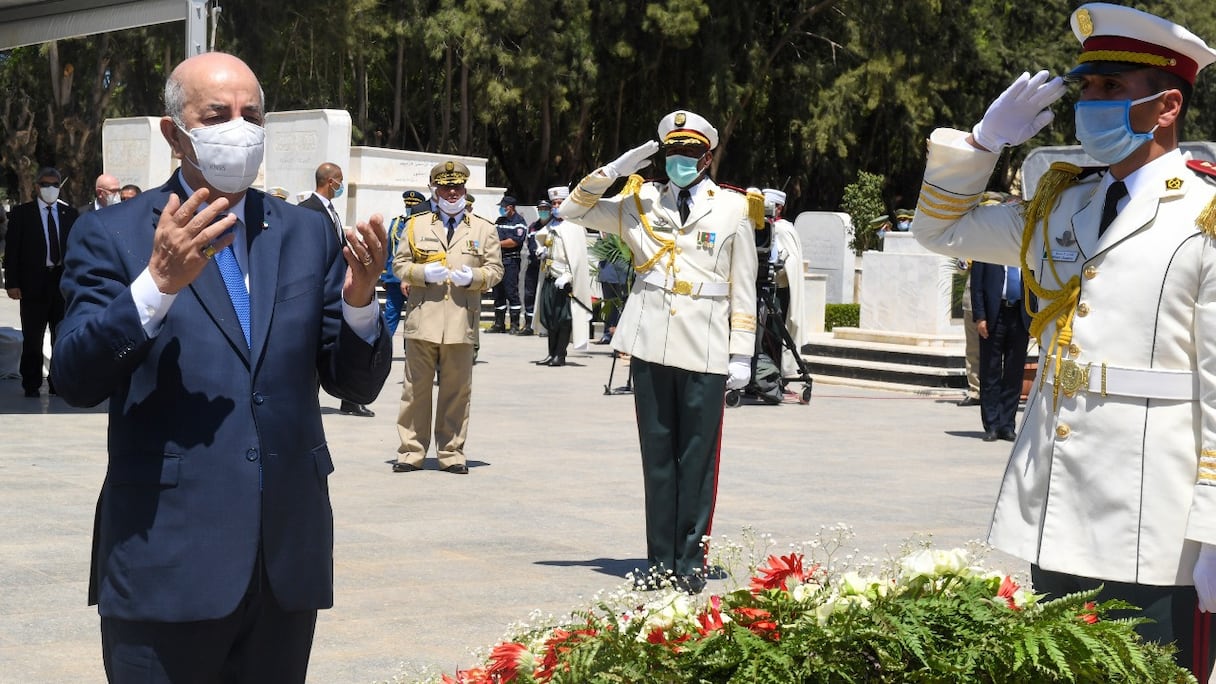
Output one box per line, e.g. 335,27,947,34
0,296,1034,683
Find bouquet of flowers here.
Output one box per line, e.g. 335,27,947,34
431,535,1194,684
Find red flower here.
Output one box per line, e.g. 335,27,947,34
997,575,1021,611
1079,601,1100,624
749,553,815,593
535,628,598,682
442,668,490,684
732,606,782,641
485,642,529,683
697,595,727,635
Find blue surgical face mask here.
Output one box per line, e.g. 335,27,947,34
333,182,345,198
665,155,703,188
1074,91,1165,165
499,206,508,217
538,209,551,221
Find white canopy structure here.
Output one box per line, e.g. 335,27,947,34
0,0,211,54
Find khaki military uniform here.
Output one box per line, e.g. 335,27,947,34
914,128,1216,585
392,210,503,467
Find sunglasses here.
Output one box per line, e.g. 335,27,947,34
38,181,61,188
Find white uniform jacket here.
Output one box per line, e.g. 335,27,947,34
532,218,593,351
560,172,758,374
913,128,1216,586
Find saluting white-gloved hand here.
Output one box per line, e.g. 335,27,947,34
605,140,660,178
423,261,450,284
725,354,752,390
1195,544,1216,612
554,273,572,290
971,70,1066,152
449,265,474,287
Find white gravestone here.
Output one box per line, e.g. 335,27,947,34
803,272,827,334
102,117,178,191
859,232,957,335
346,146,504,227
794,212,855,304
264,109,352,222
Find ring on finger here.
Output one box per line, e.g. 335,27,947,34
201,244,218,260
361,254,373,266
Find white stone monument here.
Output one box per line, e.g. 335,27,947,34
345,147,505,227
264,109,352,218
101,117,178,190
794,211,855,304
802,272,827,334
858,232,958,336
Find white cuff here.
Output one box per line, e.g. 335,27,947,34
132,268,178,337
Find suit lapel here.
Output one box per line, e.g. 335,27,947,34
246,191,281,366
1093,189,1159,256
1069,184,1103,260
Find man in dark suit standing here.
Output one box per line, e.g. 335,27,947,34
970,261,1030,442
3,166,77,397
52,52,391,682
300,162,375,417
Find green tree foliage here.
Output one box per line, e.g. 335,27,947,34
839,170,885,254
1,0,1214,211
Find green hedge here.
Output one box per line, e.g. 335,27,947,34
825,303,860,330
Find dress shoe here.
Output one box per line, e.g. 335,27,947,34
391,462,421,473
982,431,999,442
998,429,1017,441
339,401,375,417
23,388,38,398
486,323,506,333
593,335,612,345
516,327,534,336
533,356,554,365
674,574,707,595
547,356,566,367
441,463,469,475
957,396,981,407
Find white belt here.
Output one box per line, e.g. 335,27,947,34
1042,360,1197,401
640,270,730,298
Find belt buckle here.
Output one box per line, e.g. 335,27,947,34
1056,359,1089,397
672,279,693,296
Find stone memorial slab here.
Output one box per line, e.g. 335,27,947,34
794,211,855,304
264,109,352,219
346,146,503,226
102,117,177,191
859,233,958,335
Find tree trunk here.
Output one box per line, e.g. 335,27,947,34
458,57,469,153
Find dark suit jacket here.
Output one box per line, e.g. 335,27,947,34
970,262,1032,328
52,174,391,622
298,193,341,232
2,199,77,292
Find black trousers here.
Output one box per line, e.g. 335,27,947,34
978,302,1029,434
539,277,572,357
523,260,539,316
101,561,317,683
1032,564,1215,678
492,257,522,314
630,358,726,578
18,269,64,393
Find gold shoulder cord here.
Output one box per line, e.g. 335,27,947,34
406,213,449,266
1199,196,1216,237
1020,162,1082,410
627,175,678,275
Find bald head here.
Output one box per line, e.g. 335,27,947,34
165,52,264,126
94,173,120,206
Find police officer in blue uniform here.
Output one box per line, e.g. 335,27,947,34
489,194,528,333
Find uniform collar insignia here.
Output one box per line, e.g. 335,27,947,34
1165,177,1184,191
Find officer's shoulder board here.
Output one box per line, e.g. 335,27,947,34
716,183,766,230
1186,160,1216,237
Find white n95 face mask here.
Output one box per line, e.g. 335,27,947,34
38,186,61,205
437,196,467,216
178,118,266,194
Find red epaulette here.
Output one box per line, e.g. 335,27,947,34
1188,159,1216,180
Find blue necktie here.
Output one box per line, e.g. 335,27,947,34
214,226,251,348
1004,266,1021,303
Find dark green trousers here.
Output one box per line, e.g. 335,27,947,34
1032,564,1215,677
630,358,726,578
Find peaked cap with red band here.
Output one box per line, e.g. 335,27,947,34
657,110,719,151
1067,3,1216,85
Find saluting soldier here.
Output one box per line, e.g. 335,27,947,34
532,186,592,366
912,4,1216,674
558,110,758,593
391,161,503,475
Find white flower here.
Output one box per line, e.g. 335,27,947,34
899,548,970,580
635,592,696,641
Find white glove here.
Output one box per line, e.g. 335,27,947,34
605,140,660,178
449,265,474,287
535,246,547,259
423,261,450,284
971,70,1066,151
554,273,571,290
725,354,751,390
1195,544,1216,612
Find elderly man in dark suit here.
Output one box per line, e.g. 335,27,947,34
3,166,77,397
970,261,1031,442
52,51,391,682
